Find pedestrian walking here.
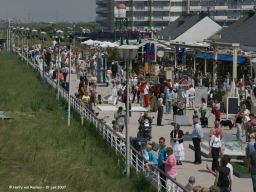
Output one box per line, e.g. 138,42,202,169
248,143,256,192
157,93,164,126
158,137,167,189
209,128,223,172
170,123,185,165
192,118,204,164
233,108,243,140
188,84,196,109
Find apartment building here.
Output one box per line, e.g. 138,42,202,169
96,0,256,31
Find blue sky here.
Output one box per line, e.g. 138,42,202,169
1,0,97,22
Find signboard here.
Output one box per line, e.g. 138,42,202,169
222,96,239,119
154,64,160,75
150,76,159,84
165,67,172,80
195,87,208,107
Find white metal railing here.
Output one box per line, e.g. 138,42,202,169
17,50,188,192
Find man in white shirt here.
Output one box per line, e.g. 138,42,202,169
188,84,196,109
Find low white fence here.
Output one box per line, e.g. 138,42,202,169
17,50,188,192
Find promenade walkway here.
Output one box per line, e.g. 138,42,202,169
68,74,252,192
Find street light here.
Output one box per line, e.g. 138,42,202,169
67,32,74,126
16,27,20,57
7,26,13,51
32,29,38,68
40,31,46,89
11,28,16,50
25,27,30,66
56,29,64,100
118,44,138,177
20,27,24,60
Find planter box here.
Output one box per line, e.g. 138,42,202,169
233,170,251,178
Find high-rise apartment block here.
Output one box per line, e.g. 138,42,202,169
96,0,256,31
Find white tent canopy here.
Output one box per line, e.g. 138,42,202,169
81,39,119,48
81,39,94,46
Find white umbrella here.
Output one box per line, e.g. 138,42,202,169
108,42,119,47
81,39,94,45
100,43,109,48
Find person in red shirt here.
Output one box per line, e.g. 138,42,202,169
144,82,149,108
139,82,145,107
167,79,172,88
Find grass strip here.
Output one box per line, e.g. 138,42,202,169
0,53,156,192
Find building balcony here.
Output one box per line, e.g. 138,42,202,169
241,5,255,9
152,6,164,11
228,5,241,9
133,17,149,21
96,7,108,13
227,15,242,20
215,6,228,10
151,16,171,21
211,16,228,20
134,7,149,11
190,6,208,11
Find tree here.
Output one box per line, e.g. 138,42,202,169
106,47,122,62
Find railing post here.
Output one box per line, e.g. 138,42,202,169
136,153,138,173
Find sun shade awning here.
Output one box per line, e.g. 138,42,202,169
195,52,247,64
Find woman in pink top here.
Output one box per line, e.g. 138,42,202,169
209,119,224,139
162,147,177,191
212,99,221,120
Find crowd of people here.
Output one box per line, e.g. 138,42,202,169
15,41,256,192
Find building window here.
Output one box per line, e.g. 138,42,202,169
153,12,169,16
153,2,169,6
134,21,150,27
152,21,169,27
190,2,199,6
201,2,208,6
134,12,147,17
216,2,225,6
171,2,182,7
134,1,148,7
170,12,182,16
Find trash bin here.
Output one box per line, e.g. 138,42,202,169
61,82,69,93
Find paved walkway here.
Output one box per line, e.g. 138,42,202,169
68,74,252,191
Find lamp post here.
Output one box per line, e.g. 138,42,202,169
68,33,74,126
40,31,46,89
25,27,30,66
16,27,20,57
9,26,13,51
32,29,38,67
20,27,24,60
56,29,64,100
118,44,138,177
11,27,16,51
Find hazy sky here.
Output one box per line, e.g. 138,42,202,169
0,0,97,22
